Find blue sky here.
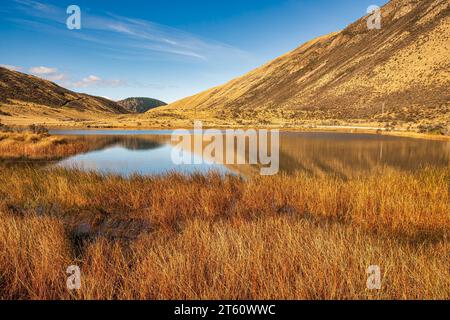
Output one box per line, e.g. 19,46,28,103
0,0,387,102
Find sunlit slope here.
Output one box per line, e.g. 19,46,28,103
157,0,450,125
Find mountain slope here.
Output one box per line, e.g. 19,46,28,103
157,0,449,126
118,97,167,113
0,67,127,114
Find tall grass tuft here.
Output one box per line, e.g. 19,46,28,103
0,166,448,299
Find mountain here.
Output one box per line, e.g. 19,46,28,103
0,66,127,114
157,0,449,127
118,97,167,113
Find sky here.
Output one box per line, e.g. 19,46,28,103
0,0,388,103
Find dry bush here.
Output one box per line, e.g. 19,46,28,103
0,213,73,299
0,166,448,300
0,132,96,160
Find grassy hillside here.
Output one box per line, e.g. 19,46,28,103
0,67,127,114
0,66,132,127
154,0,449,129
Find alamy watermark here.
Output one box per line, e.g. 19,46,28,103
366,265,382,290
171,121,280,176
64,263,382,292
66,5,81,30
66,265,81,290
367,5,382,30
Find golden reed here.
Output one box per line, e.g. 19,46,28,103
0,165,448,300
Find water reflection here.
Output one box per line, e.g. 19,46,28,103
277,132,450,177
56,135,232,176
48,130,450,177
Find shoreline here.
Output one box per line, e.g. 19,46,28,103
44,124,450,142
2,117,449,141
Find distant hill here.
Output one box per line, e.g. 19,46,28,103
158,0,449,127
0,67,127,114
118,97,167,113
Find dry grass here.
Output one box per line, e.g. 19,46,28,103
0,166,448,300
0,131,102,160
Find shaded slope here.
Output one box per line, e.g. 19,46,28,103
0,67,127,114
118,97,167,113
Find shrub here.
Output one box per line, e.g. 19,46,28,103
28,124,49,135
418,124,447,136
0,121,12,132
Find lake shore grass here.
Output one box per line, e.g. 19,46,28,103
1,105,449,142
0,166,448,300
0,128,125,161
0,131,93,160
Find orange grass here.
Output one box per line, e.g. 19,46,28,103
0,132,93,160
0,166,448,299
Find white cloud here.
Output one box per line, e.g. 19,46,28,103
73,75,101,88
28,66,67,83
25,64,126,88
46,73,66,81
72,75,125,88
29,66,58,75
85,75,101,82
0,64,22,71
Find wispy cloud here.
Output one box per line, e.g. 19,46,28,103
29,66,57,74
73,75,102,88
28,65,67,82
8,0,248,61
0,64,23,71
72,75,125,88
26,65,125,89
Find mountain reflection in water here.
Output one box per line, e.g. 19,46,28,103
47,131,450,178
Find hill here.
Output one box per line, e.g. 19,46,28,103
0,66,133,127
155,0,449,129
118,97,167,113
0,67,127,114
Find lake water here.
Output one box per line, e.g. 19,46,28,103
49,130,450,177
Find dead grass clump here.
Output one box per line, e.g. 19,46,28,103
0,213,73,299
0,132,93,160
0,166,448,299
